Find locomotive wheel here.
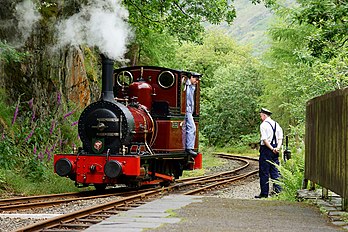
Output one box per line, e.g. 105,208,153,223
94,184,107,191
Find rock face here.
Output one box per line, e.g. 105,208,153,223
0,0,100,111
62,48,93,108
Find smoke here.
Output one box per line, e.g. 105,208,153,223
56,0,133,61
14,0,42,46
10,0,132,60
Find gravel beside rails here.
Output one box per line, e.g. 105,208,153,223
209,176,260,199
205,158,260,199
0,196,123,231
0,158,257,232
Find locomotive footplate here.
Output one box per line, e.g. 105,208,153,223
139,152,187,160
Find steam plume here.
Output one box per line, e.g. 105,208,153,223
56,0,132,61
14,0,42,46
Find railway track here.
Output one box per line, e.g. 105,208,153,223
0,187,153,212
174,154,258,195
9,154,258,232
14,189,163,232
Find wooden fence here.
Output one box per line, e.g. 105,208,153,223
305,88,348,209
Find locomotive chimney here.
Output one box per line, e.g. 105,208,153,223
100,54,115,102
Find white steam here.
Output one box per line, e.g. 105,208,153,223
56,0,132,61
15,0,42,45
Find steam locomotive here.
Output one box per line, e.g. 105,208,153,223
54,55,202,190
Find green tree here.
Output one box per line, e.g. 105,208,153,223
125,0,236,64
261,0,348,149
125,0,236,42
294,0,348,59
172,30,264,146
124,0,278,64
202,64,263,146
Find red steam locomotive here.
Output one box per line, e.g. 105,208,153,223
54,55,202,190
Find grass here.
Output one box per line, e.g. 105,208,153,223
182,146,226,178
342,213,348,222
182,145,258,179
0,165,83,196
215,145,259,157
165,209,178,217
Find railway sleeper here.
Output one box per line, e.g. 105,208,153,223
59,223,91,228
42,229,82,232
78,218,103,223
88,214,113,218
110,206,133,211
127,203,145,207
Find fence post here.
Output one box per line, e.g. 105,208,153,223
309,181,316,191
342,198,348,211
322,188,328,199
302,179,308,189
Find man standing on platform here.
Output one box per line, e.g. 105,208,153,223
255,108,283,198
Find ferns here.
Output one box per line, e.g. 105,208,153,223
272,152,305,201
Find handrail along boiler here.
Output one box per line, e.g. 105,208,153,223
54,55,202,189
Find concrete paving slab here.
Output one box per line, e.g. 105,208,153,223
152,197,345,232
103,217,180,224
95,222,162,228
329,211,348,216
86,194,346,232
85,194,201,232
114,212,170,217
332,221,348,226
86,228,142,232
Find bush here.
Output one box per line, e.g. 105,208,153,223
0,91,81,195
273,151,305,201
0,40,29,63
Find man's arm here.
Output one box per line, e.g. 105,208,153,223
263,139,280,154
276,139,282,153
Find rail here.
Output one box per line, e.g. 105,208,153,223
305,88,348,210
0,188,151,211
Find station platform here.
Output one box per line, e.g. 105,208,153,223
85,194,347,232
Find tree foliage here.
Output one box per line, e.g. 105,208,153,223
261,0,348,149
294,0,348,59
202,64,263,146
171,30,264,146
123,0,277,64
125,0,236,42
124,0,236,64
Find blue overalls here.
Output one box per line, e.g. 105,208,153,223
259,121,281,196
185,83,196,150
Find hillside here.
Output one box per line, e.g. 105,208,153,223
209,0,274,56
230,0,274,54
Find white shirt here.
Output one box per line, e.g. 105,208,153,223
260,117,283,146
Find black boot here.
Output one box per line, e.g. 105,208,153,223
254,194,268,199
185,149,197,157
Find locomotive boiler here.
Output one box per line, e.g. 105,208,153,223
54,55,202,190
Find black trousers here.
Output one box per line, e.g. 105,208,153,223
259,145,281,195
